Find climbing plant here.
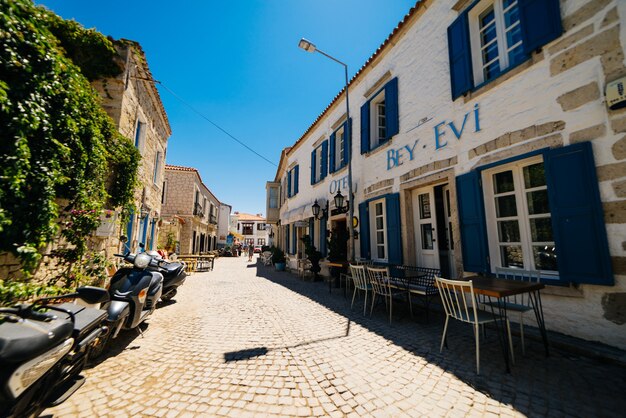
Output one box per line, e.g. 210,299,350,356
0,0,140,274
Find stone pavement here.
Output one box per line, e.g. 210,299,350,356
45,256,626,417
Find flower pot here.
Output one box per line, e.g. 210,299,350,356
275,262,286,271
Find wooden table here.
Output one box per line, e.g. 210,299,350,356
464,275,548,372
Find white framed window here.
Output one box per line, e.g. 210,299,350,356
334,124,346,171
313,145,324,183
468,0,524,86
482,156,557,273
369,199,387,262
369,90,386,150
269,186,278,209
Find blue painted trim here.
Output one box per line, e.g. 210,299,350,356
473,147,549,172
125,213,134,253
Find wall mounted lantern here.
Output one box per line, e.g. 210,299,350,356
312,199,329,220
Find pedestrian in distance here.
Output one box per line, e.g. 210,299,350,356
248,243,254,262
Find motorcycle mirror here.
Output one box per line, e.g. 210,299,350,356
139,242,145,249
119,235,128,243
77,286,110,304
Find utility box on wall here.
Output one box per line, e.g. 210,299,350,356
606,76,626,110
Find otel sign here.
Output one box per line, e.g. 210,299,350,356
387,103,482,170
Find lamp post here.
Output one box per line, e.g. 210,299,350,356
298,38,355,262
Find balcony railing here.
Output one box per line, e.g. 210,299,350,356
193,202,204,218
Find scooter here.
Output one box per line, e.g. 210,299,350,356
90,250,163,358
145,250,187,302
0,286,110,418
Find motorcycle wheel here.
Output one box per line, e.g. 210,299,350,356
160,289,177,302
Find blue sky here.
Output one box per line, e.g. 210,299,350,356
38,0,418,215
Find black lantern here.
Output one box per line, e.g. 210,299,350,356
312,200,320,219
334,189,345,211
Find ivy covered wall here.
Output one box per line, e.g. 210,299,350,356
0,0,141,285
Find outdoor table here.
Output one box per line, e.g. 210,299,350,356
462,275,548,373
326,261,349,294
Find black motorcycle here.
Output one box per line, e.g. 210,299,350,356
0,286,110,418
90,251,163,358
145,250,187,302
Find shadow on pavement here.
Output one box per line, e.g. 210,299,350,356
86,322,149,369
251,261,626,417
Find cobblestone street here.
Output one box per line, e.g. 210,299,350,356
46,256,626,417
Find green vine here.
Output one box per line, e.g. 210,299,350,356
0,0,140,275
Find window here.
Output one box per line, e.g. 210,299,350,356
245,238,254,246
153,151,161,184
469,0,524,86
330,121,349,173
369,199,387,261
287,165,299,197
457,143,613,284
310,142,328,185
484,159,557,272
257,223,266,231
242,223,253,235
360,78,399,154
161,180,167,204
134,120,146,152
448,0,562,99
257,238,265,246
269,187,278,209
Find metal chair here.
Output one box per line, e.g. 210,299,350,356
261,251,273,266
486,267,541,355
436,276,514,375
350,264,372,315
366,266,406,324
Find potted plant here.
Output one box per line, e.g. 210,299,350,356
327,227,348,286
301,235,322,280
272,247,287,271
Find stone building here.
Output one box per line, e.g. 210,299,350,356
159,165,221,254
268,0,626,349
91,39,171,255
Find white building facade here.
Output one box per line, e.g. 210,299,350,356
269,0,626,349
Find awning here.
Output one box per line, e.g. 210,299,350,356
283,205,311,223
229,232,244,240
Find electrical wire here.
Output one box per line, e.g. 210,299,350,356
135,77,277,167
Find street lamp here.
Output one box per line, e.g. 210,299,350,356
298,38,356,262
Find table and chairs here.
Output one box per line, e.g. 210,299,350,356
340,261,548,374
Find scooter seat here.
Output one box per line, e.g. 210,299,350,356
55,303,107,340
163,262,184,275
0,316,74,364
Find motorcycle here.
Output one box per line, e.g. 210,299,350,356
0,286,110,418
145,250,186,302
90,251,163,358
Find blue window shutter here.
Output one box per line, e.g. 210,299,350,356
344,118,351,167
292,223,297,255
285,224,290,253
125,213,134,253
360,102,370,154
545,142,613,285
320,219,327,257
447,11,473,100
385,193,402,265
329,133,336,173
309,217,315,248
385,78,399,141
294,165,299,195
359,202,370,259
519,0,562,55
310,150,316,185
321,140,328,179
287,172,292,198
456,171,489,273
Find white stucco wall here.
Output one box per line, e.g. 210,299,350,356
277,0,626,348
